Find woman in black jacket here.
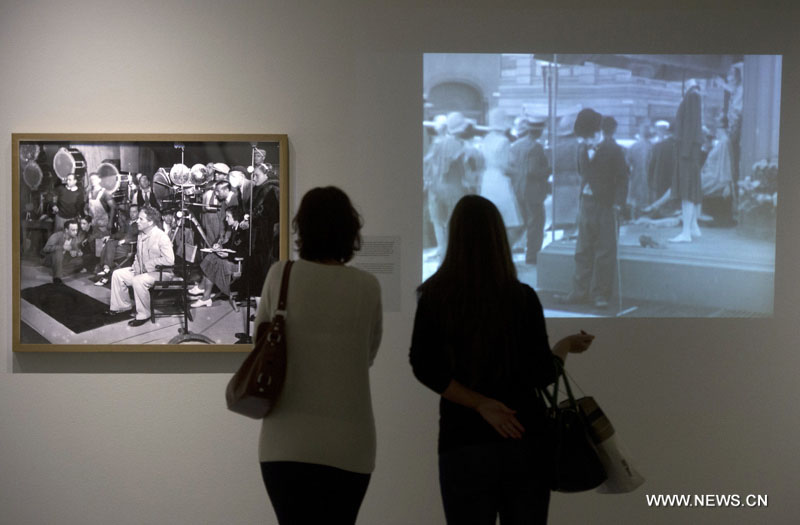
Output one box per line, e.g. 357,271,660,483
410,195,594,524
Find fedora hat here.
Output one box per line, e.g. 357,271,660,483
517,114,547,133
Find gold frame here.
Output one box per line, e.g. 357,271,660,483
12,133,289,352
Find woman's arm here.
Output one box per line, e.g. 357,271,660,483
409,293,451,394
441,379,525,439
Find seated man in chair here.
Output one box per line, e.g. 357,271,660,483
106,206,174,326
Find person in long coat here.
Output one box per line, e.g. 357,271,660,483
670,79,704,242
509,117,549,264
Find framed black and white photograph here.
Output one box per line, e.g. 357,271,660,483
12,133,289,352
423,54,781,318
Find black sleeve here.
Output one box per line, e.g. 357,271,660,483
521,285,560,388
409,292,452,394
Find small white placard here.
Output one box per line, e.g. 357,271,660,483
351,236,401,312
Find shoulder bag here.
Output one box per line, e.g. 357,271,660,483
226,260,294,419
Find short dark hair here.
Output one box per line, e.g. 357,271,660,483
293,186,362,263
80,214,92,223
140,206,161,225
64,219,78,230
215,181,231,192
601,116,618,136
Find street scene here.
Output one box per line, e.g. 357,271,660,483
423,53,781,317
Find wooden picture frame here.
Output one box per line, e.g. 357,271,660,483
12,133,289,352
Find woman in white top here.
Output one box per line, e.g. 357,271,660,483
255,186,382,525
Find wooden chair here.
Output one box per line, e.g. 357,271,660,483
148,265,193,324
227,257,245,312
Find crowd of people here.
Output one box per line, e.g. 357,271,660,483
23,153,280,327
424,108,550,266
424,67,745,309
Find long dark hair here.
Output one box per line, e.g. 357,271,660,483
418,195,520,387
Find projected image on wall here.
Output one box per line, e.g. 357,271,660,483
423,53,781,318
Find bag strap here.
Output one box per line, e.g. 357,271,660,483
559,360,579,407
543,356,579,410
275,260,294,317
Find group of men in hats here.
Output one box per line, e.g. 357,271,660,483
424,104,630,309
424,109,550,264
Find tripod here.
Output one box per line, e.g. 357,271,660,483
168,146,214,344
235,144,260,344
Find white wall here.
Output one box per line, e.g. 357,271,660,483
3,1,800,523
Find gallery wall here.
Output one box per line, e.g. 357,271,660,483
2,1,800,523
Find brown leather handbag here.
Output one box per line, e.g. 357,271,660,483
226,261,294,419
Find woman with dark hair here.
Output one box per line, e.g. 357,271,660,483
410,195,594,524
255,186,382,525
190,206,249,307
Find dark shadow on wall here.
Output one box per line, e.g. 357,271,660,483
13,351,245,374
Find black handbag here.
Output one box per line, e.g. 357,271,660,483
226,260,294,419
541,358,608,492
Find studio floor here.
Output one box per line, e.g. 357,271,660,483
18,258,255,347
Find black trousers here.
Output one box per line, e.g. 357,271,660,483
260,461,371,525
439,440,551,525
572,195,617,301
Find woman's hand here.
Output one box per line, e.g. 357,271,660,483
441,380,525,439
552,330,595,362
564,330,594,354
475,399,525,439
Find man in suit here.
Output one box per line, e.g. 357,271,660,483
558,114,628,309
135,174,160,210
509,116,549,264
106,206,174,326
228,165,252,213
